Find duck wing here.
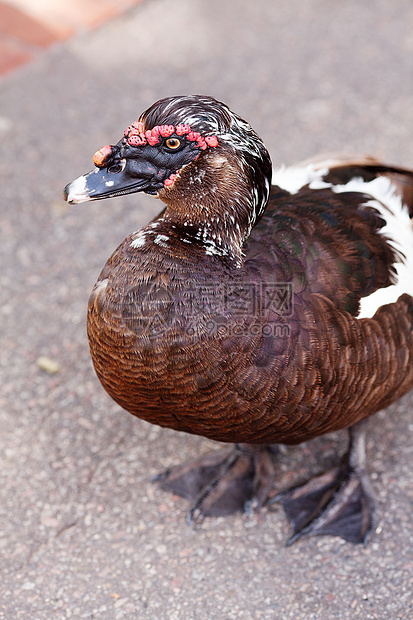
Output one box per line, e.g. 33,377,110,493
247,157,413,318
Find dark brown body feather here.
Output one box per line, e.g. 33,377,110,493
87,163,413,445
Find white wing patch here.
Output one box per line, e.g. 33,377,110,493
272,165,413,318
332,176,413,318
272,164,329,194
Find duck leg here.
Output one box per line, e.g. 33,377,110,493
154,444,277,522
273,419,377,545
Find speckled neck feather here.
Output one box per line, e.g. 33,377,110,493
122,96,274,264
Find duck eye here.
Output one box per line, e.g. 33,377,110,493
107,158,126,174
165,138,181,150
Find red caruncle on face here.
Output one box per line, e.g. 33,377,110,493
123,121,218,152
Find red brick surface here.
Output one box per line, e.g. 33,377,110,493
0,0,144,76
0,37,32,74
0,3,59,47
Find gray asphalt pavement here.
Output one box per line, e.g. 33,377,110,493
1,0,412,618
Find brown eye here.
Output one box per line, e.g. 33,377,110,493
165,137,181,150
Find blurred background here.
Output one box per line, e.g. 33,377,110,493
1,1,412,618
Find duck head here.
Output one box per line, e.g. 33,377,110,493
64,95,272,260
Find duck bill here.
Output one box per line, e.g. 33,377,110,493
63,166,154,205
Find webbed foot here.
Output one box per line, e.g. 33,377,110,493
154,444,277,522
272,420,377,545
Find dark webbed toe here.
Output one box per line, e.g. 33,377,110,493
277,462,376,545
154,444,277,521
272,420,377,545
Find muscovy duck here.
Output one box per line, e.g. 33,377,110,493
64,95,413,545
